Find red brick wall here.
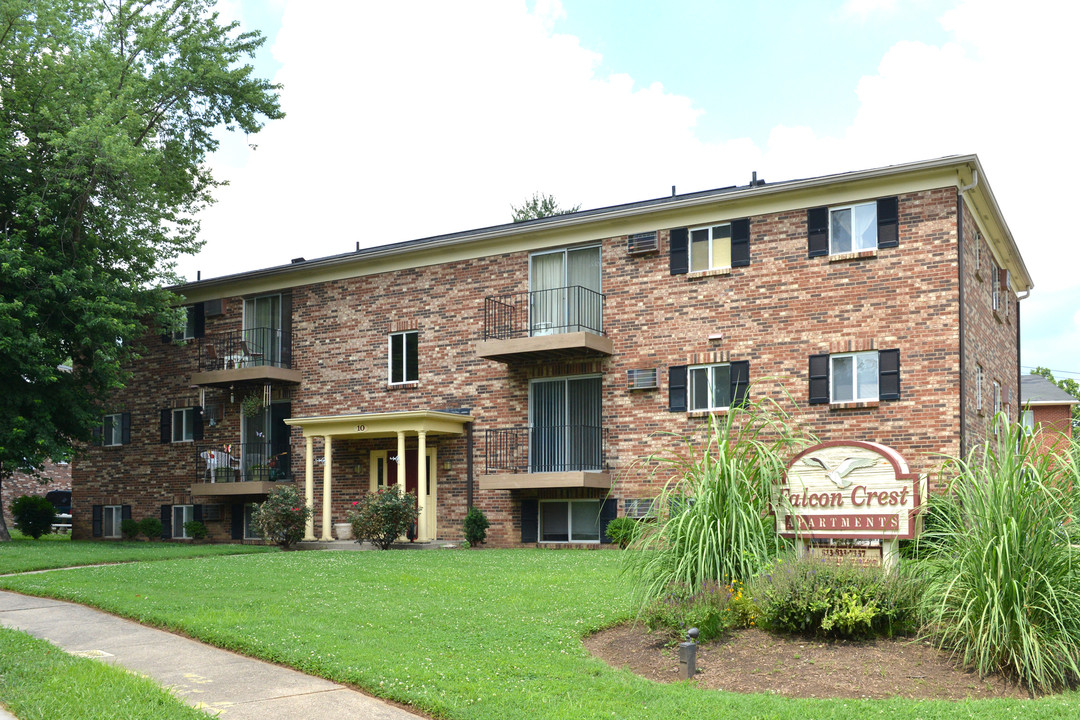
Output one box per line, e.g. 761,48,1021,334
1031,404,1074,458
72,184,1019,545
2,461,71,530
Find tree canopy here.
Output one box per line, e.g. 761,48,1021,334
510,192,581,223
0,0,283,537
1030,367,1080,429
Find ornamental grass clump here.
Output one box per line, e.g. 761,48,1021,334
915,422,1080,693
622,391,812,608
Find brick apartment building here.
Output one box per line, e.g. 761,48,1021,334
1021,374,1077,458
71,155,1030,546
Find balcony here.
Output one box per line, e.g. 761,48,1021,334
190,442,293,497
478,425,612,490
190,327,302,387
476,286,614,363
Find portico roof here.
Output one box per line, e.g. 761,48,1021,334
283,410,473,439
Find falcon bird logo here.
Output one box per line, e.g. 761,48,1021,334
800,456,877,489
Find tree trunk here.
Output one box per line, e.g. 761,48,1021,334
0,478,11,541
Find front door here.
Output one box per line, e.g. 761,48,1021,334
371,448,436,540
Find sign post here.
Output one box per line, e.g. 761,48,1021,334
772,441,924,570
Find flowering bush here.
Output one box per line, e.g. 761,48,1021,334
349,487,419,550
640,580,737,643
252,486,311,549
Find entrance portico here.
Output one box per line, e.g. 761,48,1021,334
283,410,473,541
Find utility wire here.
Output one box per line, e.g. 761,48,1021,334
1021,365,1080,377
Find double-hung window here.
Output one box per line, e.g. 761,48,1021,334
830,202,878,254
172,408,195,443
975,364,984,412
689,224,732,272
689,363,732,411
172,505,194,539
103,505,123,539
389,331,418,384
101,413,130,446
808,349,900,404
993,381,1002,415
807,197,898,257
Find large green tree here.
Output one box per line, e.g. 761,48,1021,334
1030,367,1080,429
0,0,282,539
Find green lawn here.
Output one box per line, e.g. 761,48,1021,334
1,549,1074,719
0,627,208,720
0,532,277,574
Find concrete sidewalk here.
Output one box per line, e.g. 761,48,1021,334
0,590,423,719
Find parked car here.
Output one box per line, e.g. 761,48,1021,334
45,490,72,532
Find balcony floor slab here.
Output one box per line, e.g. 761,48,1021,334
477,471,611,490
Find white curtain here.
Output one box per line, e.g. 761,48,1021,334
530,252,564,335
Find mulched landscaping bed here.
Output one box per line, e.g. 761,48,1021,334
584,624,1035,700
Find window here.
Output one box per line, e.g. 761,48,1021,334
807,197,897,257
993,381,1002,416
808,349,900,404
101,413,130,446
976,364,984,412
689,363,732,411
172,505,194,539
690,223,731,272
974,232,982,277
243,504,262,540
173,305,198,341
172,408,195,443
830,202,878,254
991,260,1001,312
1022,409,1035,435
388,331,418,384
540,499,601,543
529,245,602,335
103,506,122,539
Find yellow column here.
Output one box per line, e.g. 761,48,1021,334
396,431,406,490
304,436,315,541
416,431,428,542
321,435,333,541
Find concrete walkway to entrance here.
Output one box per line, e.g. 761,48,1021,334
0,590,425,720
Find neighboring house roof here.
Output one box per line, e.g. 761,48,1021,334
176,154,1031,303
1021,374,1080,406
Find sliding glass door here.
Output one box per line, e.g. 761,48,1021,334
529,246,601,335
529,376,602,472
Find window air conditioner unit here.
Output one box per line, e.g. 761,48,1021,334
627,231,658,255
627,368,658,390
624,498,654,519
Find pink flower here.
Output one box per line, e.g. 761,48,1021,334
352,501,358,506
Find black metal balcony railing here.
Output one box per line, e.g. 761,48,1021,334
196,327,292,372
194,443,292,483
484,425,609,474
483,286,605,341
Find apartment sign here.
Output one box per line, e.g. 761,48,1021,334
772,441,922,541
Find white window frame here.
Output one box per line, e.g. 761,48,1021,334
975,364,984,412
172,306,197,341
993,381,1002,416
688,363,732,411
388,330,418,385
991,259,1001,312
829,201,878,254
1022,409,1035,435
172,505,194,539
974,231,981,277
102,413,124,447
830,351,879,403
688,222,732,272
103,505,122,539
243,504,262,540
172,407,195,443
538,499,602,544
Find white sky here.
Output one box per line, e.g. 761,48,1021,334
189,0,1080,378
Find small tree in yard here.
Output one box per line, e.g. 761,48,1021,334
10,496,56,539
349,488,420,550
463,507,490,546
253,486,311,549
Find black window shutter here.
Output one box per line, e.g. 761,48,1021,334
161,505,172,539
520,498,538,543
877,197,899,248
121,505,132,521
669,227,689,275
599,499,617,543
160,409,171,444
161,332,171,344
730,218,750,267
729,360,750,407
808,207,829,257
121,412,131,444
92,505,103,537
193,406,204,441
193,303,206,338
92,424,103,446
809,354,830,404
879,349,901,401
668,365,687,412
194,504,203,523
231,504,244,540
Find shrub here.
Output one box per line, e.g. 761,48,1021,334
10,495,56,539
349,487,420,550
120,518,140,540
915,423,1080,693
138,517,163,540
463,506,490,545
622,391,811,608
253,486,311,549
183,520,208,540
641,581,737,643
604,517,640,549
749,554,921,639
